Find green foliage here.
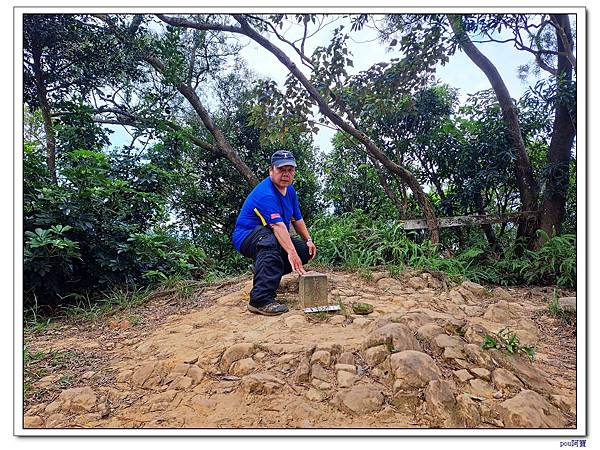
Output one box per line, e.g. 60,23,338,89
481,327,536,362
547,289,576,324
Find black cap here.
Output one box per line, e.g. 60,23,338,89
270,150,297,168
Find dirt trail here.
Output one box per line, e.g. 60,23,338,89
23,269,577,429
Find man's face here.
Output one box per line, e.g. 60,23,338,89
269,165,296,189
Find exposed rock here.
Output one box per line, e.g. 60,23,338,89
311,379,333,390
425,380,460,427
391,391,422,413
491,367,524,391
462,306,484,317
448,290,466,305
24,416,44,428
116,369,133,383
338,352,355,365
351,317,371,328
132,362,161,388
463,344,495,369
293,357,311,384
463,325,488,344
391,350,442,390
456,394,482,427
558,297,576,312
453,369,474,383
398,311,434,329
310,350,332,367
335,364,356,373
468,379,495,399
551,394,576,415
490,350,556,394
407,276,427,290
165,363,191,384
416,323,445,341
363,345,389,366
315,342,343,356
443,346,464,360
276,353,300,372
305,388,329,402
483,301,516,323
329,315,346,326
55,387,97,413
143,390,179,412
337,370,358,388
333,385,385,415
498,390,566,428
284,315,306,329
433,333,464,349
187,366,205,384
170,376,193,390
230,357,257,377
376,277,403,294
311,363,333,383
46,413,67,428
492,287,514,302
220,343,255,372
240,372,284,395
362,323,420,352
461,281,487,297
470,367,491,382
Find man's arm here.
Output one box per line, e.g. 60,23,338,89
271,222,306,274
292,219,317,260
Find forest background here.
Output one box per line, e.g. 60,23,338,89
17,11,580,330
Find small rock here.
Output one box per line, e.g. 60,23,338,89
220,343,255,372
81,371,95,380
461,281,487,297
333,385,385,415
491,367,524,391
57,387,97,413
550,394,576,415
456,394,482,427
230,358,257,377
329,315,346,326
351,317,371,328
305,388,328,402
363,345,389,366
311,363,333,383
310,350,331,367
558,297,576,312
337,370,358,388
362,323,420,352
240,372,284,395
335,363,356,373
425,380,461,427
253,352,267,360
493,391,503,399
311,378,333,390
293,357,311,384
118,319,131,330
492,287,514,302
165,363,191,384
284,315,306,329
187,366,206,384
453,369,473,383
338,352,355,365
443,346,464,360
132,362,159,388
416,323,445,341
468,379,495,399
391,391,422,413
470,367,491,381
434,334,464,349
407,276,427,290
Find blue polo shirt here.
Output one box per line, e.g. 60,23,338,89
232,177,303,251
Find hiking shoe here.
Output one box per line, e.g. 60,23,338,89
248,302,289,316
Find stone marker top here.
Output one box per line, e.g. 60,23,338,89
301,271,324,277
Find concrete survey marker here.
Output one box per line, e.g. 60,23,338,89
299,271,328,308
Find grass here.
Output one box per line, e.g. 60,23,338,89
547,289,576,324
24,346,77,396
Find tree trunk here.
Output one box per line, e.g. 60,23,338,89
448,15,539,244
145,56,259,187
232,15,440,243
368,155,406,216
535,14,576,249
31,38,57,184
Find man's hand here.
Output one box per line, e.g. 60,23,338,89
307,240,317,260
288,251,306,275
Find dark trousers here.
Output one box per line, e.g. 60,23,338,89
239,225,310,307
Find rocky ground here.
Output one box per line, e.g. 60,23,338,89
23,269,577,430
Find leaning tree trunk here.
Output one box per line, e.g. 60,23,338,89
157,13,441,243
448,15,539,246
535,14,576,249
31,38,57,184
231,16,440,243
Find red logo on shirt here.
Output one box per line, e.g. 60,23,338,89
270,213,281,219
